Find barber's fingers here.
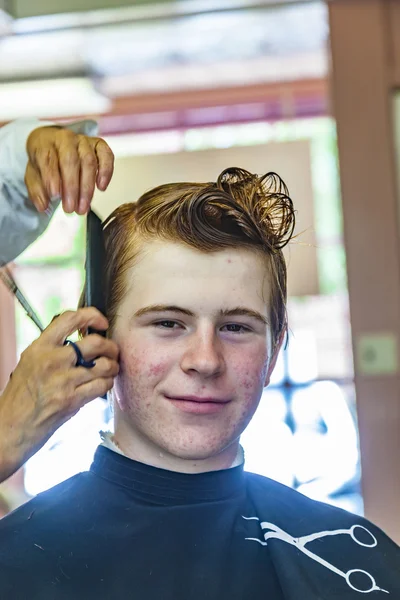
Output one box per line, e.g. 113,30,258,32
26,126,115,216
76,136,97,215
24,161,52,212
41,308,109,346
63,334,120,367
72,356,120,386
57,137,81,214
73,378,115,408
57,133,114,215
39,374,115,421
63,135,114,214
56,134,114,214
29,143,62,206
93,138,114,191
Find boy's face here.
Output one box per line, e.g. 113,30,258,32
112,239,280,471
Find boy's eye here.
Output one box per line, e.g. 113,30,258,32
222,324,250,333
155,320,180,329
152,321,251,333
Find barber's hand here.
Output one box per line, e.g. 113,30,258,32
0,308,119,482
25,126,114,215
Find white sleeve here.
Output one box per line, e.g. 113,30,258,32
0,118,98,266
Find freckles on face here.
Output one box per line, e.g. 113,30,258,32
216,354,270,440
114,337,170,413
242,375,253,391
148,363,164,377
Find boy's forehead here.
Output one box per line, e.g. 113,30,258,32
133,238,268,272
124,239,271,311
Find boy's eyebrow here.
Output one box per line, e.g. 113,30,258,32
133,305,268,325
133,305,195,318
221,308,269,326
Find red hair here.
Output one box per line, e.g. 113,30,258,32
102,167,295,348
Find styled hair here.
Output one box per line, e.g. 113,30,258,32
101,167,295,349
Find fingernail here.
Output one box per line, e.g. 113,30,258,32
99,177,108,190
65,196,73,213
78,198,87,214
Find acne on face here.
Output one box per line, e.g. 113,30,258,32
148,363,164,377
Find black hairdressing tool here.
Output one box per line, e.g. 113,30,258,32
85,210,107,336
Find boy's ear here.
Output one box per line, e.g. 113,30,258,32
264,328,286,387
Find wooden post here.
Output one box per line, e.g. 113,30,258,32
329,0,400,542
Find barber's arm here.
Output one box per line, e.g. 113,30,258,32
0,120,116,484
0,118,114,265
0,309,119,483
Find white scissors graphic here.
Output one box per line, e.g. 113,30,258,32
243,517,389,594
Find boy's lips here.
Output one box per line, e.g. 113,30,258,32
165,394,231,403
164,394,231,415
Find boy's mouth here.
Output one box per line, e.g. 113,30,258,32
164,394,231,415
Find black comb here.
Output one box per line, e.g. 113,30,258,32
86,210,106,336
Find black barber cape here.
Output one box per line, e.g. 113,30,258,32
0,446,399,599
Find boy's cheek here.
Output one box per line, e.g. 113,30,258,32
118,344,171,384
233,352,270,386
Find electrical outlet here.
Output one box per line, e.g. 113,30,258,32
356,333,398,376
